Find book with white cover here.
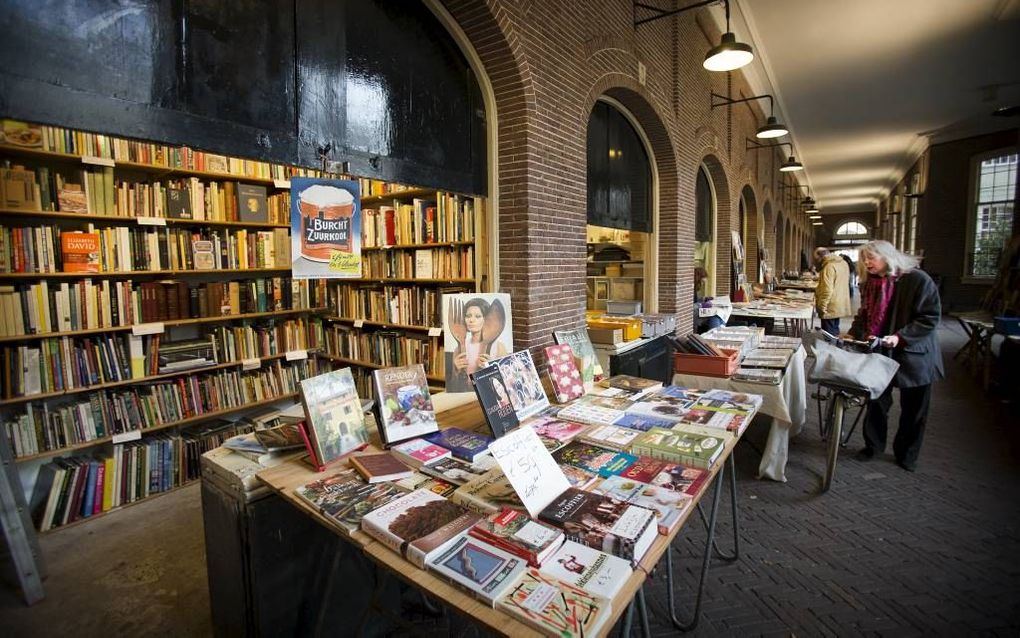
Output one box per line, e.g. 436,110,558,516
540,540,633,599
427,533,528,606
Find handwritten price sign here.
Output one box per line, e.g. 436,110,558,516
488,425,570,517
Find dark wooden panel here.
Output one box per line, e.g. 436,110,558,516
587,101,652,232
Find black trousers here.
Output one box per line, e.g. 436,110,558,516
863,383,932,465
820,317,841,336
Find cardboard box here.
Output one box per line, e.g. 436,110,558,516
587,326,623,345
1,165,40,211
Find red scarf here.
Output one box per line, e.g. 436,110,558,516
860,275,897,337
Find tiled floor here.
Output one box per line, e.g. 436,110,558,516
2,324,1018,636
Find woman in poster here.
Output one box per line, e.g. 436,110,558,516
446,296,509,392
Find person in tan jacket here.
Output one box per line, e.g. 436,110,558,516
814,247,851,335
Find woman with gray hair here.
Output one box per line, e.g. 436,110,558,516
849,240,943,471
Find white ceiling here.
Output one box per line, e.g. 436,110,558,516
721,0,1020,215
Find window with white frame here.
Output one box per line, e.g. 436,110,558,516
833,221,869,246
969,152,1017,277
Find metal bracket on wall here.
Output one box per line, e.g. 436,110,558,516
633,0,722,28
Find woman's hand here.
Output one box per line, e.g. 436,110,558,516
477,353,491,366
453,352,468,371
881,335,900,348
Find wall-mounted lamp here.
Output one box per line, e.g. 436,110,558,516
711,93,788,138
812,221,823,226
635,0,753,72
809,214,822,220
746,139,805,172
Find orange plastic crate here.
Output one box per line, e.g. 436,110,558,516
672,348,740,378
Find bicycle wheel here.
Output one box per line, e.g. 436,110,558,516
822,396,845,492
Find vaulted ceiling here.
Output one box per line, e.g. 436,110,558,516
724,0,1020,216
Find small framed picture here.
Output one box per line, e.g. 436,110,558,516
595,280,609,300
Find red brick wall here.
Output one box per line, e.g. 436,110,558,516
444,0,801,349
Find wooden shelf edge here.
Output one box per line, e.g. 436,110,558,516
0,208,289,229
0,307,328,344
0,267,291,279
13,392,300,463
0,350,320,407
321,316,437,332
359,188,436,206
317,353,444,383
362,240,475,251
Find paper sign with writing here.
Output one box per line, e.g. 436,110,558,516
488,425,570,517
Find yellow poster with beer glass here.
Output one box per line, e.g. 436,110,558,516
290,177,362,279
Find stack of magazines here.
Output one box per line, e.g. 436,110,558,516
740,348,795,369
732,367,783,384
669,333,724,356
758,335,802,349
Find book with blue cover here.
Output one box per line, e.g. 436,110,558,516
424,428,494,463
552,441,637,478
611,413,675,432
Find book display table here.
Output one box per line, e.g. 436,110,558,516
673,347,807,482
256,394,757,635
728,303,815,337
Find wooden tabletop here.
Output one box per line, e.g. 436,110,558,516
256,394,749,637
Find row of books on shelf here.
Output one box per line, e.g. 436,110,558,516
323,326,442,377
1,225,291,274
4,358,320,457
2,318,325,399
30,417,251,531
0,277,328,337
362,194,477,247
330,283,470,328
361,246,474,280
0,119,321,182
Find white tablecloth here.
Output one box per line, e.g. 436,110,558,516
672,346,807,482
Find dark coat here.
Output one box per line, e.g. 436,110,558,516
884,269,945,388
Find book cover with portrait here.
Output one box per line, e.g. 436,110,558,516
442,292,513,393
471,363,520,438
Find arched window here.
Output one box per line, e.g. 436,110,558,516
695,167,713,242
836,221,868,236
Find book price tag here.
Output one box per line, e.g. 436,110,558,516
427,327,442,337
132,322,165,336
242,358,261,370
285,349,308,361
82,155,115,168
353,319,365,328
273,179,291,189
112,430,143,444
489,426,570,518
136,216,167,227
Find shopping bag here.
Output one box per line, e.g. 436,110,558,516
806,338,899,400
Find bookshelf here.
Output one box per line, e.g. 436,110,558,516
0,118,489,534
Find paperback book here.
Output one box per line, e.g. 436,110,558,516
390,438,451,469
611,412,676,433
540,539,633,600
597,375,663,401
631,427,725,470
419,455,497,486
427,533,528,607
544,344,585,404
60,232,100,273
556,402,624,428
526,415,587,451
538,487,658,562
553,327,604,390
552,441,637,479
423,428,493,463
496,568,611,638
373,364,439,445
299,368,370,470
451,467,525,515
578,424,642,452
591,475,692,535
469,507,565,567
491,350,550,422
361,489,481,569
294,470,405,533
624,395,694,422
395,472,457,497
618,456,709,497
471,363,519,438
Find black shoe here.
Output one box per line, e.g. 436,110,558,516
896,459,917,472
855,447,875,462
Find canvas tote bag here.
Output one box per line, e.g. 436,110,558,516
806,337,899,400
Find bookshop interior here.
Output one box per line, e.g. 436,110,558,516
1,1,1019,636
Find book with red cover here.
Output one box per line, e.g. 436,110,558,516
617,455,709,497
469,507,565,567
544,344,585,404
61,232,100,273
349,452,414,484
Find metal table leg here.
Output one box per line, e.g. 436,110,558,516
665,456,726,631
695,452,740,562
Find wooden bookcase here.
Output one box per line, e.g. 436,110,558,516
0,120,487,532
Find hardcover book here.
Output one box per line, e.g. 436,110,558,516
578,424,642,452
349,452,414,484
419,455,497,486
553,327,604,390
491,350,550,422
253,419,306,451
471,363,519,438
361,489,481,569
390,438,451,469
166,187,192,219
676,407,746,433
552,441,637,478
394,472,457,497
631,427,725,470
237,184,269,223
624,395,694,422
451,467,525,515
591,475,692,535
427,533,528,607
556,402,624,428
60,232,100,273
538,487,657,562
544,344,585,404
373,364,439,445
423,427,493,463
496,568,611,638
299,368,370,470
526,415,587,447
617,456,709,497
540,539,633,600
442,292,513,393
469,507,565,567
654,386,705,401
611,413,676,433
192,240,216,271
294,470,405,533
598,374,663,401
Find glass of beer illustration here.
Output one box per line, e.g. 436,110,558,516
298,185,354,262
